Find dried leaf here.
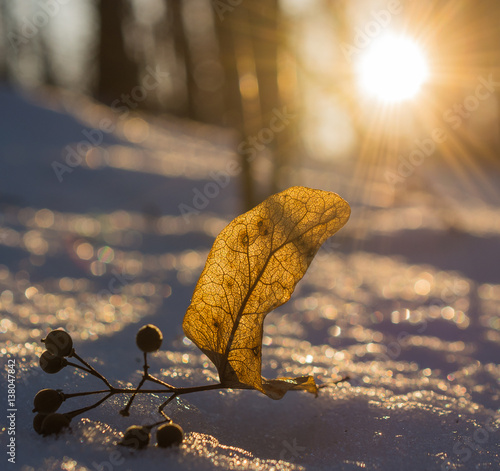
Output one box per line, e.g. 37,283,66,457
182,186,350,399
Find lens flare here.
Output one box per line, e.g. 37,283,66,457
357,34,429,102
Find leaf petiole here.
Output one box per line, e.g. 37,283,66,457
66,391,114,419
119,352,149,416
70,351,113,389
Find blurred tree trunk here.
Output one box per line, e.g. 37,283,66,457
169,0,197,120
475,0,500,159
328,0,367,155
0,1,17,83
214,3,257,210
0,1,9,82
39,30,57,87
214,0,289,209
251,0,282,194
96,0,139,105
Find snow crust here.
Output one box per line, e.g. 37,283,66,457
0,88,499,471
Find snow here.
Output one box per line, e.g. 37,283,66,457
0,87,499,471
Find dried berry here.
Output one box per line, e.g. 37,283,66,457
40,413,71,436
136,324,163,353
33,413,48,435
156,422,184,448
42,330,73,357
120,425,150,449
39,351,67,374
33,389,64,413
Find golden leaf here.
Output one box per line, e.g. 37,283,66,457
182,186,350,399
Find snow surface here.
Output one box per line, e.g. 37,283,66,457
0,87,499,471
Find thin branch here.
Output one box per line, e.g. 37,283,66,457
63,389,111,399
119,352,149,416
67,391,114,419
71,351,113,389
158,393,178,421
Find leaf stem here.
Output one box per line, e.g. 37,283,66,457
66,361,94,374
70,351,113,388
52,350,227,422
158,393,178,421
144,374,176,391
119,352,148,416
63,389,111,399
171,383,225,395
66,391,114,419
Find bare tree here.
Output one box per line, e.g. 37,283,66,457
96,0,139,105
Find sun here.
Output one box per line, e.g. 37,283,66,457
356,34,429,103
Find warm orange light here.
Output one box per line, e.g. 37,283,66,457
357,34,429,103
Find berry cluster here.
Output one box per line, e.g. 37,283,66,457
32,325,218,448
